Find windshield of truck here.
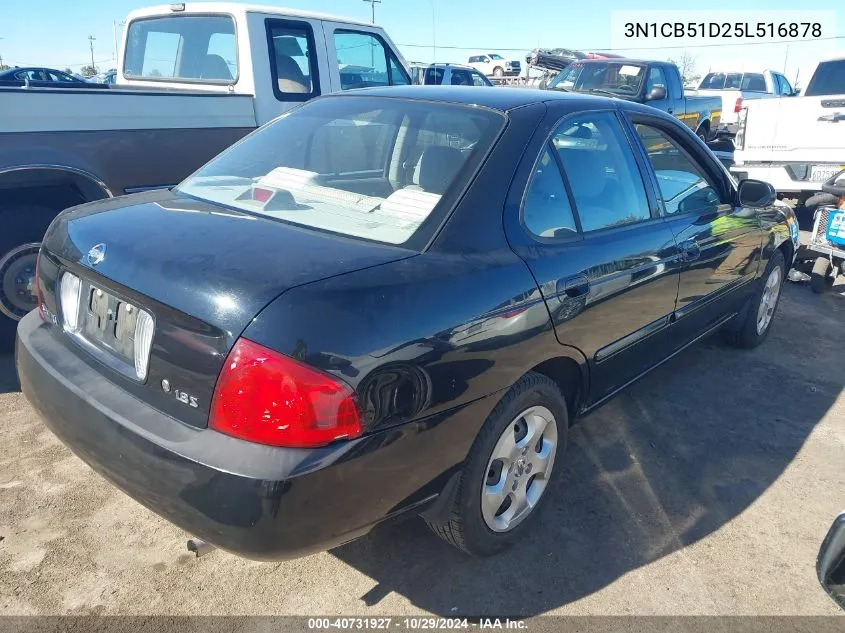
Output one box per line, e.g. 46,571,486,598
549,62,646,95
805,60,845,96
177,97,505,247
489,54,504,60
124,15,237,83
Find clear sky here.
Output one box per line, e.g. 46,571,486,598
1,0,842,87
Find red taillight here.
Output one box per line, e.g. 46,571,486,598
496,307,528,319
252,187,273,203
734,97,743,113
210,338,363,448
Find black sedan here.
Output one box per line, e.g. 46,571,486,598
17,87,799,560
0,67,87,83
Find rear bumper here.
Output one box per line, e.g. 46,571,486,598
730,163,824,195
17,311,489,560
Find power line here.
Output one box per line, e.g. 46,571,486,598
398,34,845,52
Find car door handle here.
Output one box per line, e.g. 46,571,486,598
678,239,701,261
558,274,591,298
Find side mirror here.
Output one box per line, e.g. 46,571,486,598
646,85,667,101
738,178,776,208
818,513,845,610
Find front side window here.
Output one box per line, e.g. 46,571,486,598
124,15,237,82
489,54,504,60
177,97,504,247
646,67,667,94
450,69,472,86
634,124,722,216
554,112,651,231
389,55,410,85
267,21,316,98
471,71,490,86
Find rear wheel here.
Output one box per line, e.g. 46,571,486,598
811,256,834,294
426,372,568,556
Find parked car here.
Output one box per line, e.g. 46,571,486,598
526,48,585,74
0,67,87,83
18,86,798,561
0,2,410,339
818,512,845,609
467,53,521,77
548,59,722,142
732,55,845,209
693,69,796,135
415,63,493,86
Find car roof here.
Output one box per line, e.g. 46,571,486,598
334,85,621,112
0,67,69,76
129,3,373,27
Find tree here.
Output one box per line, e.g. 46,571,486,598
80,65,97,78
63,67,73,74
148,68,162,77
668,52,701,87
0,64,10,71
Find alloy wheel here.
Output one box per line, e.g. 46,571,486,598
481,405,558,533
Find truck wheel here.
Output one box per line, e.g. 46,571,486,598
0,205,57,323
425,372,568,556
811,257,833,294
493,66,504,78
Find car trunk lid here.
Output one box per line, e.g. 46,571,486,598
40,189,415,428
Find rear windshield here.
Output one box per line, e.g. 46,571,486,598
177,96,505,247
124,15,237,83
699,72,766,91
805,60,845,96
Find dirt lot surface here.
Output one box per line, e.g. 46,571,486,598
1,280,845,617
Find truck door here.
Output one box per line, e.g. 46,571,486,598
249,13,330,125
320,22,410,93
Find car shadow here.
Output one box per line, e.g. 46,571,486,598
330,284,844,616
0,352,20,394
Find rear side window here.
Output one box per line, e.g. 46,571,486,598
805,60,845,96
124,15,237,82
266,20,318,100
554,112,651,232
633,124,722,216
450,69,472,86
523,148,578,238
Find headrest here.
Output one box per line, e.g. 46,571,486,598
414,145,465,194
200,54,232,80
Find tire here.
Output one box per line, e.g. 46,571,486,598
725,249,786,349
697,129,709,144
492,66,504,78
811,256,833,294
803,192,838,215
0,204,57,327
426,372,568,556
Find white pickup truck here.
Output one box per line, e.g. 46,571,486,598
731,55,845,209
0,2,410,334
693,69,796,135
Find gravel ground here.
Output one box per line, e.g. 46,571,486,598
1,280,844,617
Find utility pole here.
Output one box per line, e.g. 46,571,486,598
362,0,381,24
88,35,96,74
113,21,125,65
0,37,4,69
